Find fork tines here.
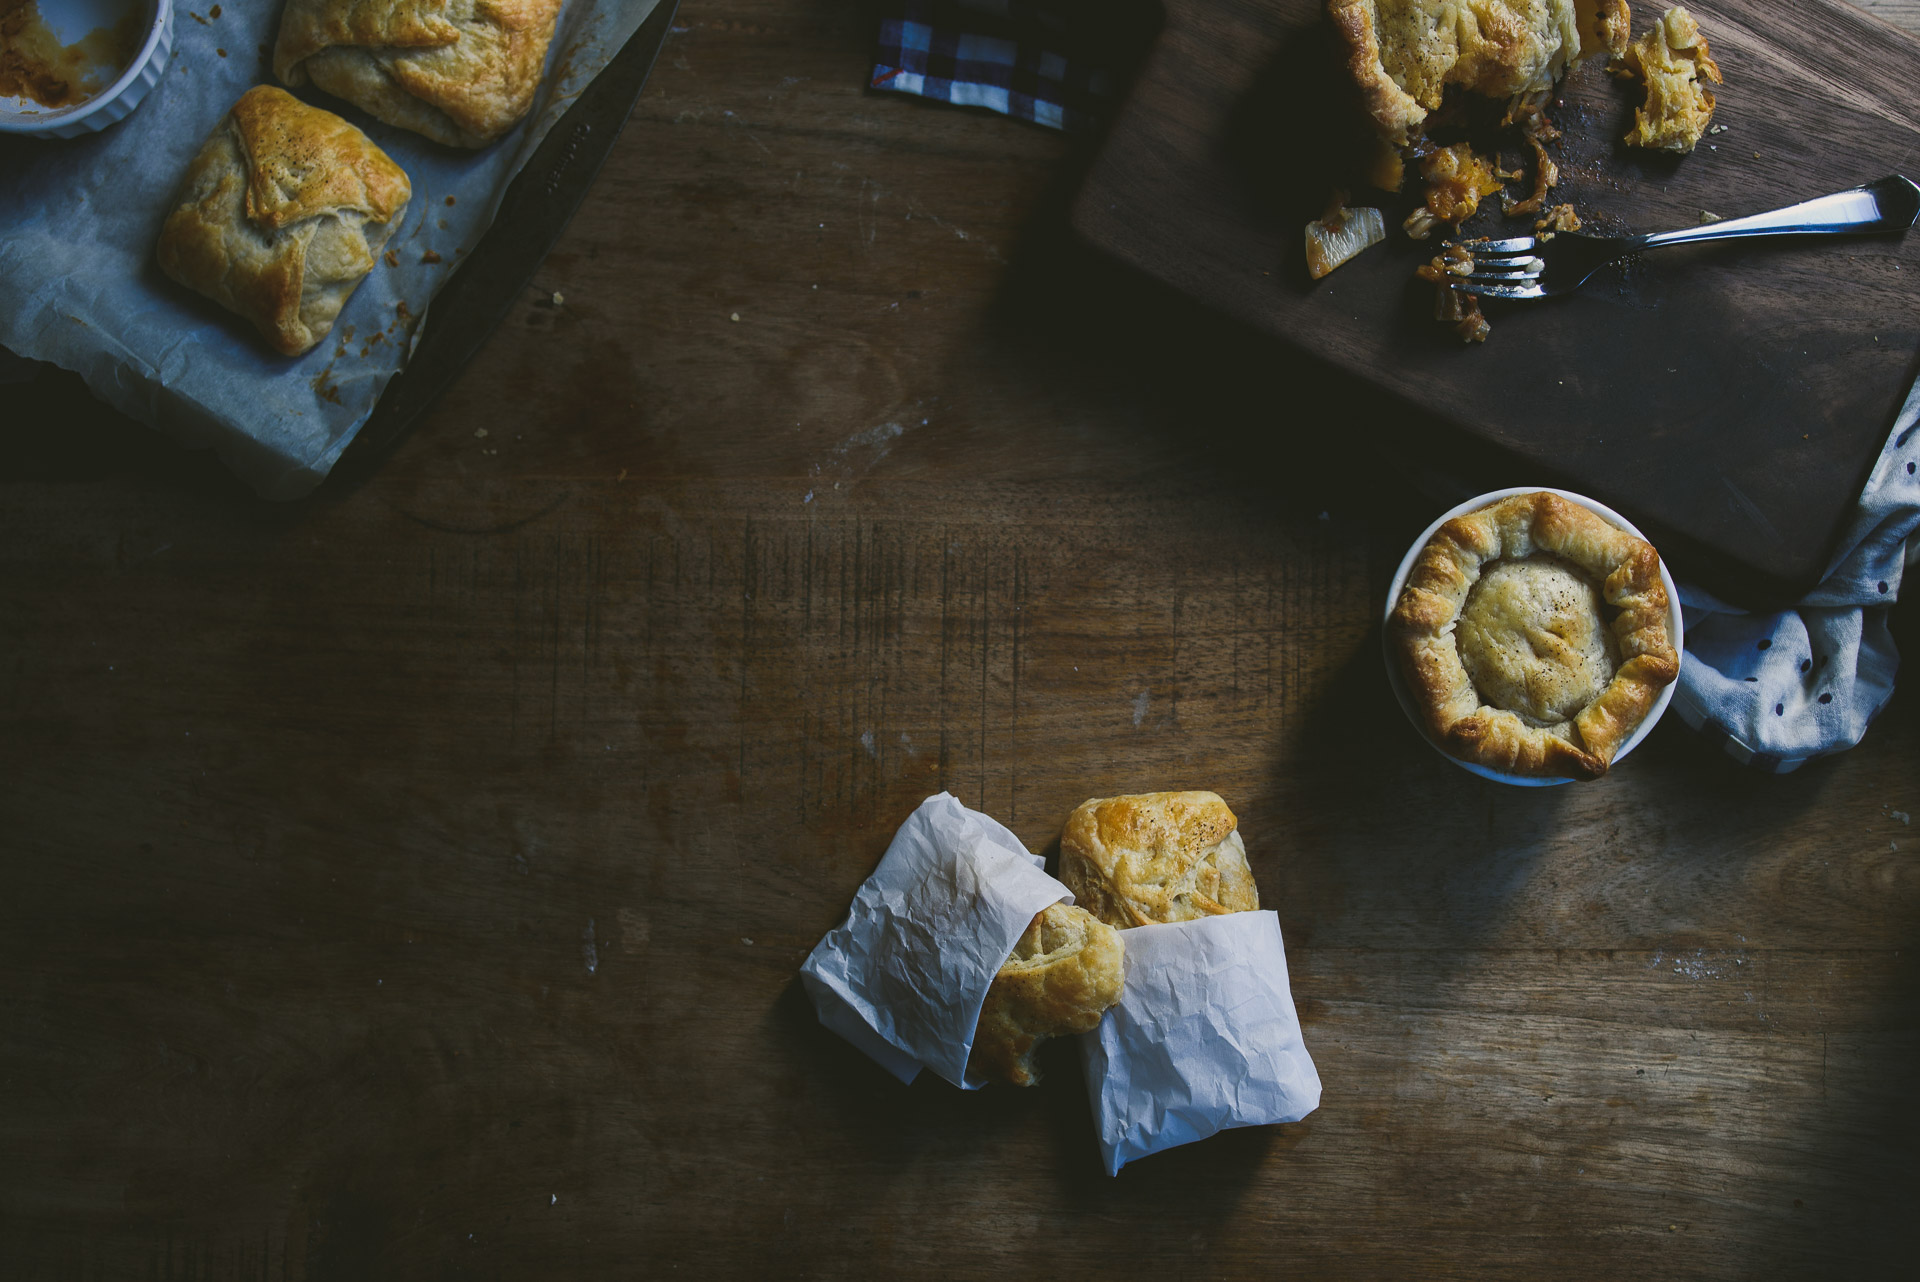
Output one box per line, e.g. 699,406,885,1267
1442,236,1547,299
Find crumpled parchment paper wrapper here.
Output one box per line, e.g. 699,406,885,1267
799,792,1071,1089
1080,910,1320,1175
0,0,658,498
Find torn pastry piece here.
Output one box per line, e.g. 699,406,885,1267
274,0,566,148
1622,6,1721,152
1328,0,1629,185
156,86,411,357
1416,243,1490,342
1390,491,1679,778
1060,791,1259,930
1306,190,1388,277
1535,203,1581,237
967,903,1124,1087
1404,143,1505,239
1434,278,1491,342
1499,99,1562,216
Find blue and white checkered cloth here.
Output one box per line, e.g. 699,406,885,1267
871,0,1112,132
1673,379,1920,771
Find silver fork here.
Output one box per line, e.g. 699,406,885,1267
1446,174,1920,300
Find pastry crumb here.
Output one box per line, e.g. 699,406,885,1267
552,291,565,305
421,249,441,264
730,312,740,321
1700,210,1723,223
384,249,398,267
474,428,488,439
1535,204,1581,238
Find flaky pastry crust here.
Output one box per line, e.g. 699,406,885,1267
156,86,410,356
968,903,1124,1087
1390,492,1679,779
1622,7,1721,153
1060,792,1260,929
275,0,566,148
1328,0,1629,149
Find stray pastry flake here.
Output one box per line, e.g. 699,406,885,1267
1535,203,1582,238
1306,191,1387,278
1622,7,1722,153
1403,144,1505,240
1499,100,1562,217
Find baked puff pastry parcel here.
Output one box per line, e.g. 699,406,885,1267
275,0,566,149
968,903,1125,1087
1390,492,1679,780
1061,791,1260,930
156,86,410,357
1329,0,1630,158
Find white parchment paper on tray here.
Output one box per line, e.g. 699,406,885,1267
0,0,658,498
1081,910,1321,1175
800,792,1072,1090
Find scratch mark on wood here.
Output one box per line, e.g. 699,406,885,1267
1010,545,1022,822
939,527,951,793
550,538,563,739
396,491,570,535
979,540,990,813
740,518,754,781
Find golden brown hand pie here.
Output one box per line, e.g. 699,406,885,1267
156,86,411,357
1329,0,1629,151
1060,791,1260,930
968,903,1124,1087
1390,492,1679,779
274,0,567,148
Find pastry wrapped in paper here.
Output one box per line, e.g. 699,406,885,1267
969,902,1124,1087
799,793,1076,1088
1080,910,1321,1175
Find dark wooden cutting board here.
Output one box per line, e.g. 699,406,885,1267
1073,0,1920,601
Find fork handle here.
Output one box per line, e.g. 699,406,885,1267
1637,175,1920,252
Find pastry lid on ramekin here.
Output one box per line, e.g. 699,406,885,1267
1381,486,1685,788
0,0,173,139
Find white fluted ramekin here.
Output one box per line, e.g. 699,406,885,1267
1381,486,1685,788
0,0,173,138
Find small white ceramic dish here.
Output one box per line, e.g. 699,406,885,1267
0,0,172,139
1381,486,1685,787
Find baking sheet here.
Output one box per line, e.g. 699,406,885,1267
0,0,659,498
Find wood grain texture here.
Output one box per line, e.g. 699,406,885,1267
2,0,1918,1278
1075,0,1920,599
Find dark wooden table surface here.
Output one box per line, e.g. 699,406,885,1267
4,2,1917,1277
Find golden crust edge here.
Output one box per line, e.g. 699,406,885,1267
1389,492,1679,779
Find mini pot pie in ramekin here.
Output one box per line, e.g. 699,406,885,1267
1388,490,1680,782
